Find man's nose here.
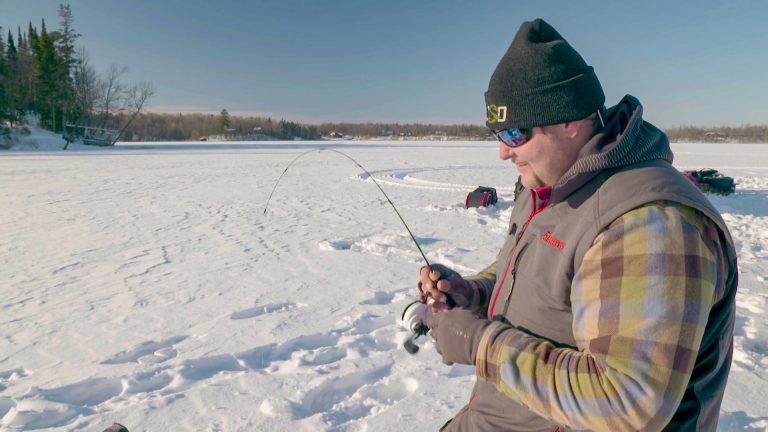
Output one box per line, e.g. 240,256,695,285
499,141,515,160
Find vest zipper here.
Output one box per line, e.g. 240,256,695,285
488,215,534,318
501,242,529,316
488,186,551,319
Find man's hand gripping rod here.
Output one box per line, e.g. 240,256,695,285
401,270,441,354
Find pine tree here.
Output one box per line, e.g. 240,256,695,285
0,29,7,122
34,18,70,131
15,26,38,120
5,30,19,126
219,109,231,132
27,21,38,50
56,4,79,128
57,4,79,70
6,31,16,58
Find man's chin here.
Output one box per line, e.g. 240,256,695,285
518,174,544,190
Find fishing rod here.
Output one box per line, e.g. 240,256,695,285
263,147,440,354
264,148,430,266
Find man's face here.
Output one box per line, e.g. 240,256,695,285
498,125,582,189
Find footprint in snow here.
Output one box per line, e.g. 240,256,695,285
292,363,419,427
237,333,342,371
361,287,412,306
33,377,124,407
0,368,29,391
318,239,352,251
361,291,395,305
178,354,245,381
101,335,187,365
291,363,394,419
124,369,174,394
230,302,298,320
0,399,93,430
340,313,399,355
0,397,16,418
346,313,392,335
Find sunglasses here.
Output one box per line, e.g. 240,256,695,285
493,127,532,148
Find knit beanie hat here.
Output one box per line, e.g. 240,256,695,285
485,18,604,130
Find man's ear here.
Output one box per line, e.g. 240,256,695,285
563,118,591,140
561,121,581,140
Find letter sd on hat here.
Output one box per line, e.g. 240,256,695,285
485,19,605,130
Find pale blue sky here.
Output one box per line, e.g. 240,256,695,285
2,1,767,127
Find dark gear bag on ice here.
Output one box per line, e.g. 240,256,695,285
465,186,498,208
683,168,736,195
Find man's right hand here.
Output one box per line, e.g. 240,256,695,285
418,264,472,313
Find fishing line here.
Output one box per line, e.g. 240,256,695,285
263,147,441,355
262,147,431,267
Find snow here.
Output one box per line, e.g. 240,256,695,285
1,128,767,431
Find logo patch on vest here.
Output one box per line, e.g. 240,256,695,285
541,231,565,251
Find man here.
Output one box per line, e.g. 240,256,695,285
418,19,737,431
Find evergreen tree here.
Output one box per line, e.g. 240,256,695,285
219,109,231,132
56,4,79,127
5,30,19,125
15,26,38,120
6,31,16,58
57,4,79,70
0,29,6,122
34,18,69,130
27,21,38,50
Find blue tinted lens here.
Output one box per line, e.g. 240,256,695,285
495,128,530,147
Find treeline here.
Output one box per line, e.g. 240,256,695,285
315,121,488,139
0,3,152,136
111,112,317,141
665,125,768,143
124,112,768,143
116,111,491,141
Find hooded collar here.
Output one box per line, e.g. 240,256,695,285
550,95,673,203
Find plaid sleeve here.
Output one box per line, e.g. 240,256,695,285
464,261,497,314
475,202,721,431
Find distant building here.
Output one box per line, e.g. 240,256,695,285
704,131,727,142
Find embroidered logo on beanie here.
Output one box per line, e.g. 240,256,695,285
487,104,508,124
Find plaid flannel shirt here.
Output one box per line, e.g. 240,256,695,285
468,201,723,431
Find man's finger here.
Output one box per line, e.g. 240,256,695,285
426,287,443,303
437,279,452,292
431,302,450,313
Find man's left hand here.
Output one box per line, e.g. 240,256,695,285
427,308,492,365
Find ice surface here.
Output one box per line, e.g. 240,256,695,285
1,130,767,430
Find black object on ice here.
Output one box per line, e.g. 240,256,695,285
683,169,736,196
465,186,498,208
103,423,129,432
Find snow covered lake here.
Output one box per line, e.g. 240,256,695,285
1,140,767,431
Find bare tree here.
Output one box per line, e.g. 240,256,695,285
112,80,154,143
72,47,99,123
96,63,127,128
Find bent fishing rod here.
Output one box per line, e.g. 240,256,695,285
263,147,440,354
